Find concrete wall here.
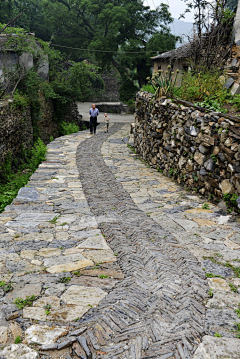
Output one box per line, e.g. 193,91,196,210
134,92,240,201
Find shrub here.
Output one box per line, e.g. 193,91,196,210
59,121,79,135
178,70,229,103
141,84,155,94
146,66,180,98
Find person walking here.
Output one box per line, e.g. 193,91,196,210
104,113,110,133
89,104,99,135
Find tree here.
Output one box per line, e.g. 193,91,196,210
180,0,236,69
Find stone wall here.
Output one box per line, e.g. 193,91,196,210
134,92,240,200
0,100,33,166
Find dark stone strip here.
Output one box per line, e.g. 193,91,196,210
75,124,208,359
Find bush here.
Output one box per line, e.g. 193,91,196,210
12,91,30,109
147,67,181,98
59,121,79,135
141,84,155,94
178,70,228,103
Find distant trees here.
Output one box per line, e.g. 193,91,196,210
0,0,178,99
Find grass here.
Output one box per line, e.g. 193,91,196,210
203,256,240,278
44,304,51,315
0,281,13,293
13,295,36,309
49,215,59,224
208,288,213,297
14,336,22,344
229,282,238,293
214,333,222,337
73,270,82,276
202,203,210,210
98,275,109,279
59,277,71,283
205,273,224,279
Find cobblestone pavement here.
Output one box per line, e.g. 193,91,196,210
0,122,240,358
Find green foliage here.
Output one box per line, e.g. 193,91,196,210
14,295,36,309
208,288,213,297
73,271,82,277
14,336,22,344
236,304,240,318
12,91,30,109
214,333,222,337
205,273,224,279
44,304,52,315
229,282,238,293
147,67,181,99
228,94,240,110
59,122,79,136
195,99,227,113
223,193,240,213
141,84,155,94
0,139,47,213
59,277,71,283
98,275,109,279
49,216,59,224
211,154,218,163
178,71,229,103
202,203,210,210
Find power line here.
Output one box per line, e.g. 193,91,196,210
50,43,160,54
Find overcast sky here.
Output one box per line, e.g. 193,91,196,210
144,0,195,22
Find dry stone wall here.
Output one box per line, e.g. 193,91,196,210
134,92,240,201
0,100,33,166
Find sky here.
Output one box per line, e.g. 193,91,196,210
144,0,195,22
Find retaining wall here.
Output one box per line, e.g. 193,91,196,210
0,100,33,166
134,92,240,200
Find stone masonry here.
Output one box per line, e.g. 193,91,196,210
0,118,239,358
134,92,240,203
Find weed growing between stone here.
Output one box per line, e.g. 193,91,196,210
14,336,22,344
14,295,36,309
0,139,47,213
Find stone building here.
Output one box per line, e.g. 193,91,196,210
151,43,191,76
0,33,49,89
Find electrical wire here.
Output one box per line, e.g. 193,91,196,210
50,43,160,53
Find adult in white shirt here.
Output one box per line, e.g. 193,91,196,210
89,104,99,134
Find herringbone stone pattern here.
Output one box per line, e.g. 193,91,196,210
76,123,208,359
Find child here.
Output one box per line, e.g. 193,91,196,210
104,113,110,133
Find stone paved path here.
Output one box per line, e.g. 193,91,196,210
0,121,240,358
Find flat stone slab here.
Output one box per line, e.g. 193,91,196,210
23,307,47,321
76,235,110,250
61,285,107,307
33,295,60,309
37,248,61,257
193,335,240,358
203,260,234,278
83,249,117,263
48,305,89,322
1,344,39,359
44,253,93,273
205,308,239,337
15,233,54,242
24,324,68,345
16,187,39,203
207,291,240,309
6,284,42,301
